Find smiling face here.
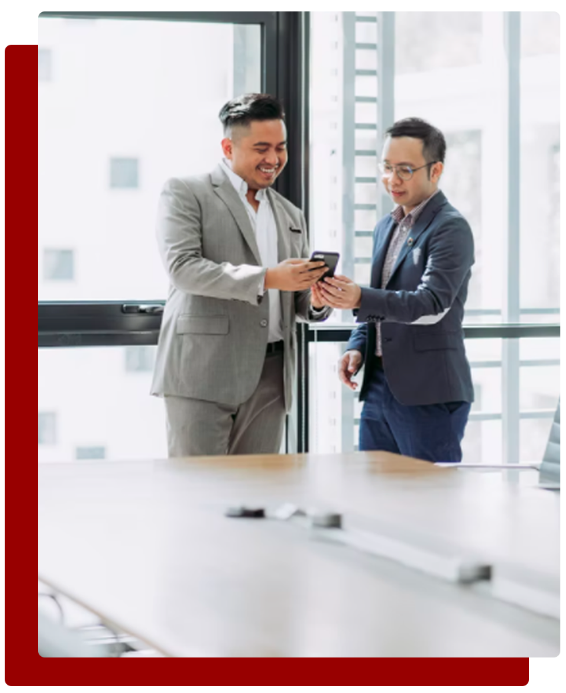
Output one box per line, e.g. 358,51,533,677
381,135,443,213
221,119,288,191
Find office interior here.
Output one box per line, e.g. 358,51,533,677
37,11,560,659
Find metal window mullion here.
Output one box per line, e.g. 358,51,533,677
502,12,521,464
376,12,395,220
340,12,357,454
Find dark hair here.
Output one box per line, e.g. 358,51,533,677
386,117,446,166
219,93,285,135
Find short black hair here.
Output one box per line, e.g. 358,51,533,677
385,117,446,165
219,93,285,136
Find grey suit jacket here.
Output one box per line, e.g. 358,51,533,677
151,164,331,410
347,190,475,406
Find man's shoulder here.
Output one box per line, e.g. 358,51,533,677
161,172,216,201
435,198,472,233
164,171,214,189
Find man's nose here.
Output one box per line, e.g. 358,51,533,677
263,151,279,166
389,168,403,184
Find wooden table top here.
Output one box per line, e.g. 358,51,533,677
38,451,559,657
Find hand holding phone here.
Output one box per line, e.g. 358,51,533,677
309,251,340,280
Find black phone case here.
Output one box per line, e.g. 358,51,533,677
310,251,340,279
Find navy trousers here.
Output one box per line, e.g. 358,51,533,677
359,361,471,463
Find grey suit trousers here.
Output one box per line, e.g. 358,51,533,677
164,351,285,457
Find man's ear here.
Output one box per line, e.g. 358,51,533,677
221,137,233,160
431,161,443,183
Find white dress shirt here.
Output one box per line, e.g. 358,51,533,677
221,159,284,343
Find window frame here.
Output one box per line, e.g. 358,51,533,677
37,11,560,459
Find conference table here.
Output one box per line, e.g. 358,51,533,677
38,451,559,657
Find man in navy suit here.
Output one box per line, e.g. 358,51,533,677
318,118,474,463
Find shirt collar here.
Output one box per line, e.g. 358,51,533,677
391,189,440,227
220,159,267,201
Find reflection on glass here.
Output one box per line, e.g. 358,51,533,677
38,347,167,462
38,18,261,301
395,12,482,74
520,12,560,314
520,419,554,463
308,333,559,465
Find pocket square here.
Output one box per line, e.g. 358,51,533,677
289,226,302,234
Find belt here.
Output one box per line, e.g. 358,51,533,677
266,340,285,354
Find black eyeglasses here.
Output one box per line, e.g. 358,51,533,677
378,161,438,181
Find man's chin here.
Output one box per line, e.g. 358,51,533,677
253,176,277,189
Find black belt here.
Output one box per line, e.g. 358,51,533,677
266,340,284,354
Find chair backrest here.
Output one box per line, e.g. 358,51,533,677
539,399,560,484
38,611,110,657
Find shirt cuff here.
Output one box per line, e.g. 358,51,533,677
310,304,327,316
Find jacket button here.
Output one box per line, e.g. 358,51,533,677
260,319,268,327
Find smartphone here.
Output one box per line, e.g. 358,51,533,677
309,251,340,280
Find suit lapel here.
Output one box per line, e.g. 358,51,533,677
266,189,291,263
387,191,447,286
211,165,262,265
267,189,293,326
371,217,396,287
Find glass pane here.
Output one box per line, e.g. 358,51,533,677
520,419,554,463
519,338,560,449
520,12,560,315
395,12,506,322
395,12,482,74
38,18,261,301
38,347,167,463
309,336,559,465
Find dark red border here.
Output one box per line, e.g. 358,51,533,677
7,43,529,685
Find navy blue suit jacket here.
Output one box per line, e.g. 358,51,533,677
347,190,475,406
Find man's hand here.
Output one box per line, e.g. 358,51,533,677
310,282,327,309
319,274,362,310
265,259,327,292
338,350,363,390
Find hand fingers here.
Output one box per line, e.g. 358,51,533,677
302,260,326,272
338,363,357,390
320,283,343,299
324,277,346,288
302,270,327,286
338,361,351,383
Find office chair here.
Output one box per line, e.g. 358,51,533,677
538,399,560,488
438,397,560,484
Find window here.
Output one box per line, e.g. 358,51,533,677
38,48,52,81
38,13,267,462
125,346,155,373
38,17,262,302
520,13,560,314
38,412,57,445
43,249,74,281
38,347,166,463
395,12,482,74
110,157,139,189
76,446,106,460
308,12,560,462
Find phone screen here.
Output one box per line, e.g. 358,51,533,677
310,251,340,279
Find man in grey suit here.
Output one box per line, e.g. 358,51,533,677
317,118,474,463
151,94,331,457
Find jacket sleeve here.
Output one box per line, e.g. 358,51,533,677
346,322,368,359
294,212,333,323
156,177,266,305
355,215,474,324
